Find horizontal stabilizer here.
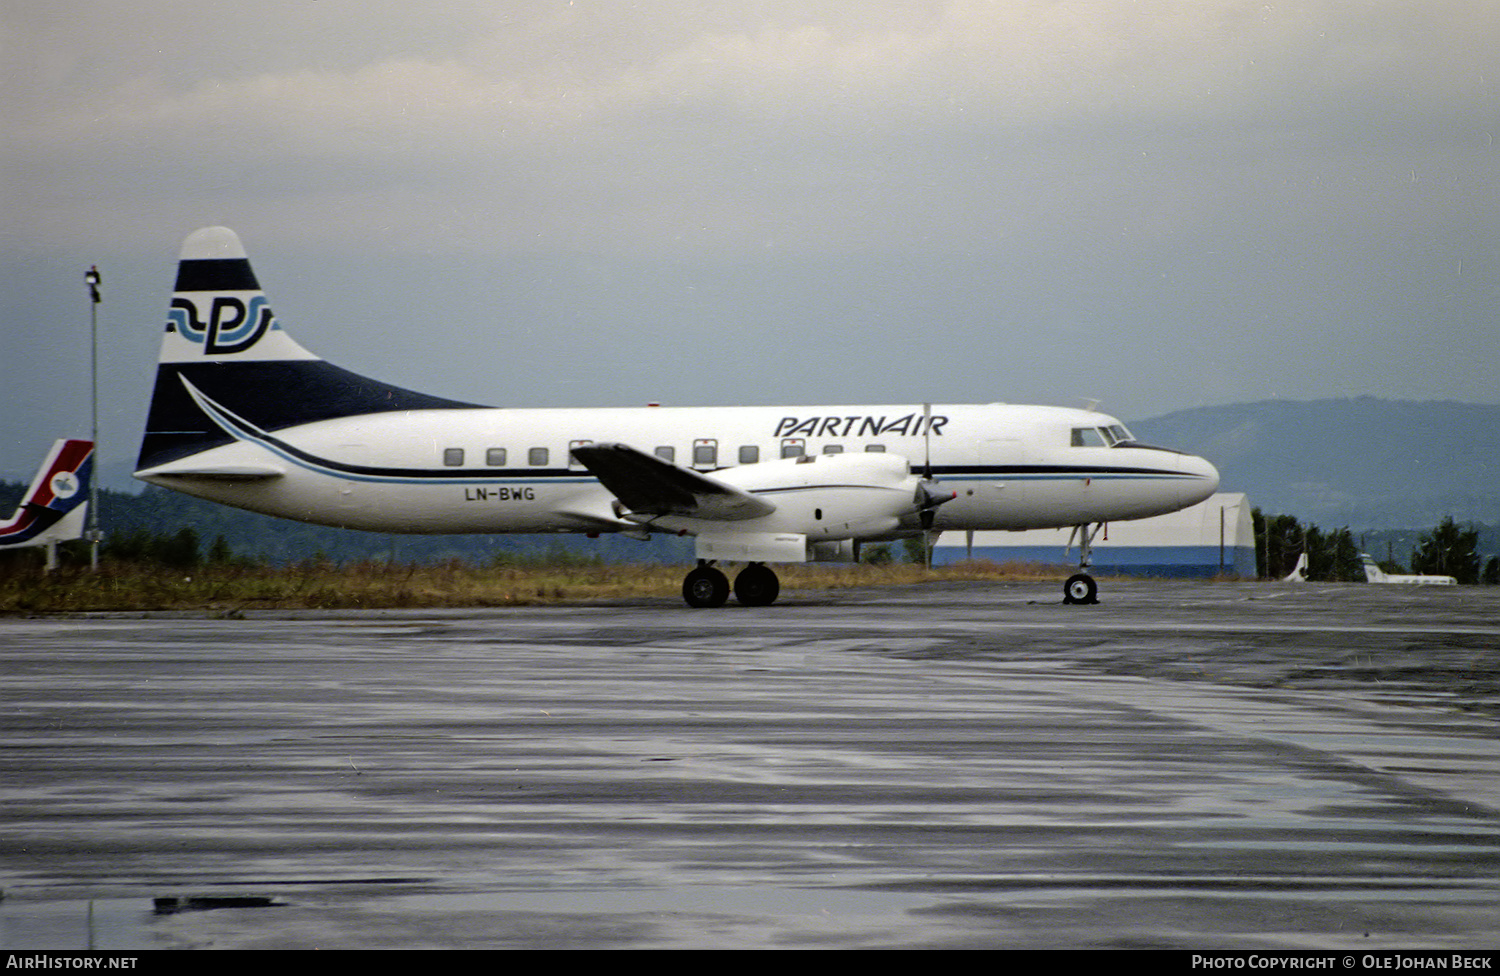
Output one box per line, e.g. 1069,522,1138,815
570,443,775,521
134,460,285,481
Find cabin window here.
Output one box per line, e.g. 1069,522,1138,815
739,445,759,464
864,444,886,453
486,448,506,466
780,439,805,459
655,446,675,462
529,447,549,466
1071,427,1108,447
821,444,844,455
443,448,464,467
693,440,717,467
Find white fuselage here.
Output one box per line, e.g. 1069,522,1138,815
139,401,1220,539
1359,555,1457,586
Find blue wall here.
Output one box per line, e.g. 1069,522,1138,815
935,544,1257,579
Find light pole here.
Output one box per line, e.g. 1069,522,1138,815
85,265,102,571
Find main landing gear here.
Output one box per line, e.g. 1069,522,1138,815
682,561,780,608
1063,522,1101,605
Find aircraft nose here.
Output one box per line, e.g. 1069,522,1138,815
1179,453,1220,506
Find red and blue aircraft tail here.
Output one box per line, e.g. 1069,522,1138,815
0,439,94,549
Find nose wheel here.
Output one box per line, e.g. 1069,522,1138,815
1063,572,1098,605
1063,523,1102,604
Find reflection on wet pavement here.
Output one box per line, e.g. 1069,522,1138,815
2,580,1497,948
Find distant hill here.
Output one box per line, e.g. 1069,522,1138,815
1131,397,1500,530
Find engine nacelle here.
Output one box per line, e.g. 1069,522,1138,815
621,451,955,563
720,452,922,538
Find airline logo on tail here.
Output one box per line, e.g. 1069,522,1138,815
1,439,94,549
168,295,277,355
156,226,313,365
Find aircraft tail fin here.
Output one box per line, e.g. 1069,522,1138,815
1359,553,1387,583
1,439,94,549
1283,551,1308,582
136,228,481,477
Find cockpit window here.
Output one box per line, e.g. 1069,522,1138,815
1071,427,1108,447
1076,425,1138,447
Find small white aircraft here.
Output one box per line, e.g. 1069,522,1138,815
134,227,1220,606
1,439,94,552
1359,553,1456,586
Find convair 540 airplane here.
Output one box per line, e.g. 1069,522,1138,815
135,227,1219,606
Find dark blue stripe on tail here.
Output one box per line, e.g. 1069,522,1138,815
174,258,261,292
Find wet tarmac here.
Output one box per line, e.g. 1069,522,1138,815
2,579,1498,949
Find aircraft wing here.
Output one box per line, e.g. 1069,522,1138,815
570,443,775,521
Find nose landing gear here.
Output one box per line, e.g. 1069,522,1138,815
1063,523,1102,605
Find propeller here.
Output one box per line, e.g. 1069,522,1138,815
922,402,933,481
914,403,955,524
914,482,956,529
913,402,956,564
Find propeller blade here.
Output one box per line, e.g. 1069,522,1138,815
916,402,952,536
922,402,932,480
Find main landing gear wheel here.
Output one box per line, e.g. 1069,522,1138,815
733,564,780,607
683,566,730,608
1063,573,1098,605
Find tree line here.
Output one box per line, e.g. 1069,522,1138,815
1255,511,1497,584
59,514,1496,584
3,480,1496,583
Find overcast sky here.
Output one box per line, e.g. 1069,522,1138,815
3,1,1496,483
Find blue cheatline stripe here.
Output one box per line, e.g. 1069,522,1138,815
754,484,909,495
929,466,1198,481
180,378,594,487
136,360,486,472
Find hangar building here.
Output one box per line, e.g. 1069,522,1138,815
932,492,1257,579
